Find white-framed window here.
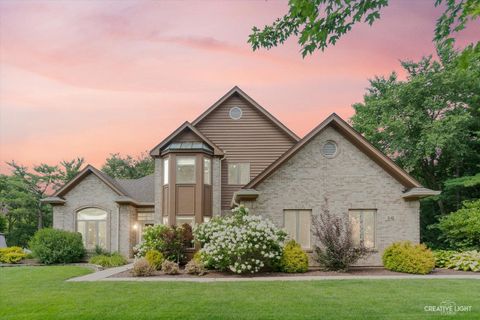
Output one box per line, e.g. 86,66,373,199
228,163,250,185
163,158,169,185
204,158,211,185
349,209,376,249
284,209,311,249
76,208,107,250
176,156,196,184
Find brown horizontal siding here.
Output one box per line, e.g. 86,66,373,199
194,94,296,209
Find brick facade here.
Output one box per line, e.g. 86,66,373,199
241,126,420,266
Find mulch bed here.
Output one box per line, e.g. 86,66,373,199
109,267,474,279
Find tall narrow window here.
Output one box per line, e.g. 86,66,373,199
204,158,211,185
283,210,311,249
228,163,250,185
349,210,376,248
76,208,107,250
176,157,196,184
163,158,169,185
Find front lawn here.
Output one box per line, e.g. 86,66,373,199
0,266,478,319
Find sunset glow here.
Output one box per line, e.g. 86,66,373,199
0,0,478,173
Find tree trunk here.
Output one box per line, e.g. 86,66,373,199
37,210,43,230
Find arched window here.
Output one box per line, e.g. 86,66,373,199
76,208,107,250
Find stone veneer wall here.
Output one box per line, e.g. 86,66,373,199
242,126,420,266
52,173,135,257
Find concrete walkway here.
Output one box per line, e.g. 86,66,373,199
67,263,134,282
67,264,480,282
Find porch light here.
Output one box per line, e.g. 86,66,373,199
133,223,139,230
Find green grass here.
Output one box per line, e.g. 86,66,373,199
0,267,479,319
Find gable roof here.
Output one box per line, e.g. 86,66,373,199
191,86,300,142
245,113,423,189
150,121,224,156
53,165,128,197
44,165,154,206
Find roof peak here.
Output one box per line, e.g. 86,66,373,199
191,86,300,142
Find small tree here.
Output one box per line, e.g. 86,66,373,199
312,200,370,271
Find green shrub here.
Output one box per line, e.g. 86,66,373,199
433,250,456,268
0,247,26,264
132,258,154,277
145,250,164,270
434,199,480,250
281,240,309,273
89,252,127,268
185,259,206,275
29,229,85,264
445,251,480,272
382,241,435,274
134,224,192,264
193,251,203,264
161,260,180,275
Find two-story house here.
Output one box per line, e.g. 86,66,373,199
43,87,438,265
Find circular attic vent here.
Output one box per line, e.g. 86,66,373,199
322,141,338,158
229,106,243,120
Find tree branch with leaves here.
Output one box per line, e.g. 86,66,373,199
249,0,479,57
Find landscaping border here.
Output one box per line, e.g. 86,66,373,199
66,265,480,282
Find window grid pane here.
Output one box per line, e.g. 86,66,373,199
228,163,250,185
176,216,195,229
349,212,361,247
363,211,375,248
163,158,169,185
176,157,196,184
204,158,211,185
284,209,311,249
284,210,297,242
349,210,376,248
297,210,311,249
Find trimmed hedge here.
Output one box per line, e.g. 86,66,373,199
281,240,309,273
382,241,435,274
29,229,85,264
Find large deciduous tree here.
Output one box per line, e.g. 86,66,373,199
351,44,480,246
1,158,84,246
248,0,480,57
101,152,154,179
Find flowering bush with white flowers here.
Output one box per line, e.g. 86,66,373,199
193,205,287,274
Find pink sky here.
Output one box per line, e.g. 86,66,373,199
0,0,478,174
